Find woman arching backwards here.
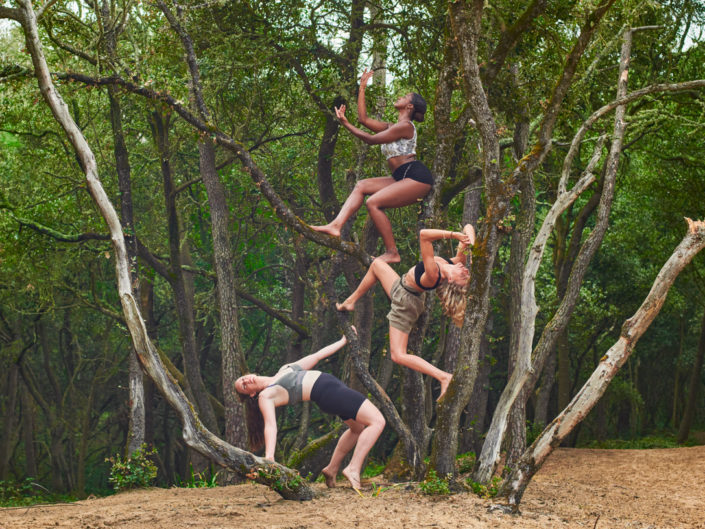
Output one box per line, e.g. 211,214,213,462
312,69,432,264
235,331,385,491
337,224,476,400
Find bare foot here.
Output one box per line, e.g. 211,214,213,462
336,298,356,312
311,224,341,238
342,467,361,490
377,249,401,264
321,467,337,488
437,373,453,402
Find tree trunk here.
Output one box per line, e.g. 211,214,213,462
504,116,534,470
432,0,571,477
317,105,343,222
677,309,705,443
156,0,249,448
474,131,607,483
21,383,37,478
0,365,19,481
475,17,628,483
337,315,425,480
501,219,705,507
75,381,95,498
12,0,313,499
532,349,556,427
672,317,685,428
403,314,432,458
109,87,146,453
286,237,307,364
35,318,70,491
100,0,146,456
556,329,571,413
198,140,248,448
149,109,218,436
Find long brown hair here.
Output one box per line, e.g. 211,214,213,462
238,392,264,451
435,280,468,327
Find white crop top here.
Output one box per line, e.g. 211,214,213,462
380,122,416,160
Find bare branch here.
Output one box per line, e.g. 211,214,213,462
36,0,60,19
483,0,548,87
55,70,372,265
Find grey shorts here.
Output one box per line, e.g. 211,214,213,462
387,278,426,334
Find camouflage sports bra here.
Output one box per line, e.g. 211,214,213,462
380,122,416,160
268,364,307,405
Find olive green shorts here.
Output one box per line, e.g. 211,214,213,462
387,278,426,334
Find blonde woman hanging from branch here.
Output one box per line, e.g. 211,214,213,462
336,224,475,400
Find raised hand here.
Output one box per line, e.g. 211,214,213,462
334,104,349,125
359,68,374,88
456,232,472,246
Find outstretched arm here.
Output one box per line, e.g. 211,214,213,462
292,330,354,371
357,69,388,133
259,396,278,461
450,224,476,265
335,105,413,146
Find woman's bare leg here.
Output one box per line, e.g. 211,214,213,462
336,258,400,312
365,179,431,263
389,326,453,400
312,177,395,237
341,401,386,490
321,423,363,488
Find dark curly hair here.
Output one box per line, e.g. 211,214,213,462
410,92,427,122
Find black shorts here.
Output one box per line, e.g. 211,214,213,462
391,160,434,185
310,373,366,421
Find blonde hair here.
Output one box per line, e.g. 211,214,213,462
435,280,468,327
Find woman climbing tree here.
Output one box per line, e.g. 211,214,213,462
336,224,475,400
312,69,432,263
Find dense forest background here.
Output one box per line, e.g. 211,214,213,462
1,0,704,500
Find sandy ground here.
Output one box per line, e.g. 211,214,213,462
1,446,704,529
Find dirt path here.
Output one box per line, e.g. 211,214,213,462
2,446,703,529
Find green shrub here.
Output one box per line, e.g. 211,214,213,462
174,464,218,488
106,444,158,491
419,469,451,496
0,478,72,507
362,461,386,478
466,475,502,499
526,420,545,446
456,452,476,474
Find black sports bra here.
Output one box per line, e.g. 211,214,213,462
413,257,453,291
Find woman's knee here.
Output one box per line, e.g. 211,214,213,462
353,180,377,197
370,258,386,274
369,258,395,280
362,406,385,432
390,348,409,364
372,410,386,430
365,194,384,211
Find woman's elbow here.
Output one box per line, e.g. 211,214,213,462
360,135,379,145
